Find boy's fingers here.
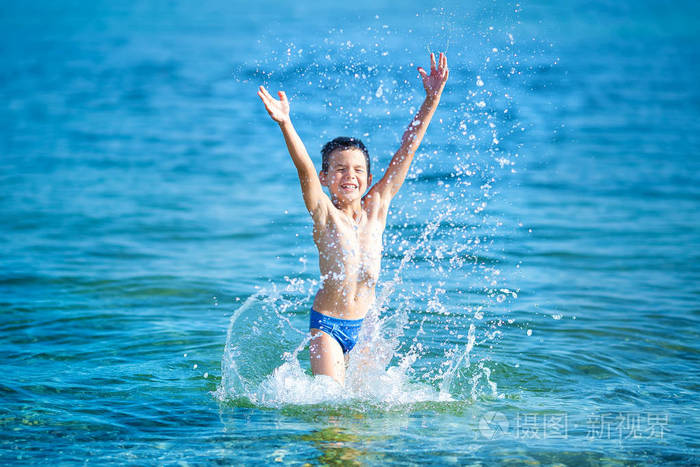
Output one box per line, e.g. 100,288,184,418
260,86,274,100
417,67,428,79
430,52,437,71
259,93,271,107
279,90,288,102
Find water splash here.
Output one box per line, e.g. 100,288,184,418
216,211,504,408
216,283,448,407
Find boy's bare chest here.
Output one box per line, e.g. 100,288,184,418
314,214,383,262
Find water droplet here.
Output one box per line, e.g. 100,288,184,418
375,84,383,98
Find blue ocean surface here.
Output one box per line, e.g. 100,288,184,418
1,0,699,464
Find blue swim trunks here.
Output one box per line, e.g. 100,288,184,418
309,308,363,354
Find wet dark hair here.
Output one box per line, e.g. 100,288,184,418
321,137,370,175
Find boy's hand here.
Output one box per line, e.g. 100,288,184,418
417,52,449,100
257,85,290,124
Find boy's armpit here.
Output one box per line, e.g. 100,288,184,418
363,188,391,220
308,193,333,227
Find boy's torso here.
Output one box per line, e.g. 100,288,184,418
312,199,387,320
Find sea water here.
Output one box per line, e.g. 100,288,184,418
1,0,699,464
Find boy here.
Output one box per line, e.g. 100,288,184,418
257,52,449,385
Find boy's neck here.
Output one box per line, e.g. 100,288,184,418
332,197,364,220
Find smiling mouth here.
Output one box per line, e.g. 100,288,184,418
340,183,358,191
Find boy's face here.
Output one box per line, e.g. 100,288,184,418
320,148,371,203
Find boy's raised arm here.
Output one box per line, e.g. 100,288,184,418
371,52,449,201
257,86,327,218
